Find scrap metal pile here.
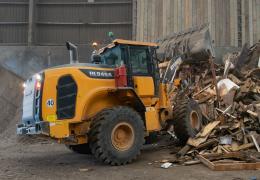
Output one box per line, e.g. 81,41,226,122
171,43,260,170
158,26,260,170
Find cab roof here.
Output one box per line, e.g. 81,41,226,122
98,39,158,54
113,39,158,47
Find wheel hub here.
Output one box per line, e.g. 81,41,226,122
190,111,200,130
111,122,134,151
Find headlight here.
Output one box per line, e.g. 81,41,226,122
22,82,27,88
35,73,42,81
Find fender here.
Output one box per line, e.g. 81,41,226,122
115,87,146,112
81,87,146,121
81,87,120,120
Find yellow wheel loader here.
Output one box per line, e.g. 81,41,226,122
17,27,214,165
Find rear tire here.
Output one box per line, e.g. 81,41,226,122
89,106,145,165
66,143,91,154
173,98,202,144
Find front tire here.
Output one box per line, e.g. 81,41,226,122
173,98,202,144
89,106,145,165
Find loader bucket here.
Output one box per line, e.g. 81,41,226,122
157,24,215,62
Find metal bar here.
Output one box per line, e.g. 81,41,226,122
80,22,132,25
0,22,28,25
248,0,253,45
250,134,260,152
36,2,131,5
36,22,132,25
0,2,28,5
33,43,106,46
0,43,28,45
215,108,237,119
132,0,137,40
28,0,36,46
237,0,242,47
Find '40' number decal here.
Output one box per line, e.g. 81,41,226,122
46,99,54,107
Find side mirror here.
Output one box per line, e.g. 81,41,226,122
66,41,78,64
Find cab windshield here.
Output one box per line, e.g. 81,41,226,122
100,45,151,75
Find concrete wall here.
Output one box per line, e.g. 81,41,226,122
134,0,260,47
0,45,93,79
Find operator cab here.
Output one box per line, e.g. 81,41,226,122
96,39,160,96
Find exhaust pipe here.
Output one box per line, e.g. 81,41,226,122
66,41,78,64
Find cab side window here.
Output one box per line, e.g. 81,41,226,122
129,47,150,75
101,46,122,66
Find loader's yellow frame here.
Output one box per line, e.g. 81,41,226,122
40,39,172,145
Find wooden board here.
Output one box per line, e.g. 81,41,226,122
198,153,260,171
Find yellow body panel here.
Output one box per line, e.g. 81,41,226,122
145,107,161,131
49,121,69,138
41,65,117,139
140,97,158,107
158,84,170,108
42,65,116,124
133,76,154,97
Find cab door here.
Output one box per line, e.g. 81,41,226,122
127,46,155,98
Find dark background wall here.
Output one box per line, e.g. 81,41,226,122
0,0,133,77
1,0,258,78
0,0,132,46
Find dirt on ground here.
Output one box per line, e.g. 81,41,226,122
0,66,23,143
0,66,259,180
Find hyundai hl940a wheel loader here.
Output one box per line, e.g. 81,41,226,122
17,27,214,165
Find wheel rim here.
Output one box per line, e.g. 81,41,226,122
190,111,200,130
111,122,135,151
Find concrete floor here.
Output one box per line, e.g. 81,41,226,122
0,141,259,180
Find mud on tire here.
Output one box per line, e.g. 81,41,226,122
89,106,145,165
173,98,202,144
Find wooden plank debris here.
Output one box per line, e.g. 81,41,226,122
198,153,260,171
161,40,260,171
